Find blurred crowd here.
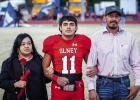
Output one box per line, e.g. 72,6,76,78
0,0,140,27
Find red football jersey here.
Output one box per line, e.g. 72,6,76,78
43,34,91,74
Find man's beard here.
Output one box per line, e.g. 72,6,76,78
108,22,118,29
108,25,117,29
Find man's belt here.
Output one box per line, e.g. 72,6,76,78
54,71,82,83
98,75,129,82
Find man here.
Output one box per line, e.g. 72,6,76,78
86,6,140,100
42,16,91,100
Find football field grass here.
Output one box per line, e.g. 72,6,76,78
0,24,140,100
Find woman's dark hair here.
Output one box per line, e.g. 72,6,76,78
10,33,40,59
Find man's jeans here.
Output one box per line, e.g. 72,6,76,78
96,76,130,100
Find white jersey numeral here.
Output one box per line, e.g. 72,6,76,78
62,56,76,74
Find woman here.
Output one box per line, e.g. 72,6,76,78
0,33,50,100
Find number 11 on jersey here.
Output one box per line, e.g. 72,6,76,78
62,56,76,74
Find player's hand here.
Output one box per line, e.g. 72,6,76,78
127,85,140,100
14,80,26,88
44,67,54,78
89,90,99,100
86,66,98,77
57,77,69,87
47,67,54,75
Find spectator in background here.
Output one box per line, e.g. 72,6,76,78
15,6,23,26
0,33,50,100
0,16,3,26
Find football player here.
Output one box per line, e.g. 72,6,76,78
42,15,92,100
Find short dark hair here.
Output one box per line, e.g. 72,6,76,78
59,15,77,27
10,33,40,59
59,16,78,33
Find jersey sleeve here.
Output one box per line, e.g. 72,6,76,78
42,37,52,55
81,35,91,52
42,35,58,55
85,36,91,51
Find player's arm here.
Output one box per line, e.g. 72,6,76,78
42,53,69,86
84,52,98,77
42,53,53,79
85,47,99,100
84,52,89,63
